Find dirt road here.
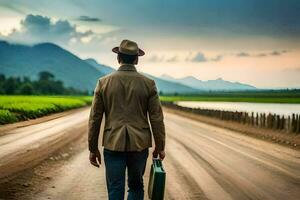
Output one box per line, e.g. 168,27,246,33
0,107,90,179
1,108,300,200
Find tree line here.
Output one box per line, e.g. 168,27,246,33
0,71,88,95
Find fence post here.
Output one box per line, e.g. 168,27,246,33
276,115,280,130
292,114,296,133
287,116,291,132
296,114,300,134
280,115,285,130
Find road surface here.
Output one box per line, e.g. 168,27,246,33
0,108,300,200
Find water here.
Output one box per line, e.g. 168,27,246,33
176,101,300,116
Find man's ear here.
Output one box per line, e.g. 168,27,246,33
117,54,121,64
134,56,138,65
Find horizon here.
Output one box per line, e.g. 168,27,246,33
0,39,300,92
0,0,300,88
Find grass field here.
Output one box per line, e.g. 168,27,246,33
1,91,299,125
160,90,300,104
0,96,92,125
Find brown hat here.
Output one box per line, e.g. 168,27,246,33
112,39,145,56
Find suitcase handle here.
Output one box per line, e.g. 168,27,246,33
153,158,164,172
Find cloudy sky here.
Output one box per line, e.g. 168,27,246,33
0,0,300,88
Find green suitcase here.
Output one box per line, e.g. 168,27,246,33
148,158,166,200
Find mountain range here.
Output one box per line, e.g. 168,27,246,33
0,40,256,93
84,58,199,94
160,74,256,91
0,41,104,91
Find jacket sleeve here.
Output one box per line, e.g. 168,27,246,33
88,79,104,153
148,80,166,151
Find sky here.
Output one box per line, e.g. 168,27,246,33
0,0,300,88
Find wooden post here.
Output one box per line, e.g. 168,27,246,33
267,113,271,128
292,114,296,133
276,115,280,129
296,114,300,134
287,116,291,132
280,115,285,130
272,114,276,129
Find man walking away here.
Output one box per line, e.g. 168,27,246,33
88,39,166,200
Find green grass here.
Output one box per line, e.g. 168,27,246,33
0,95,93,125
2,92,298,125
0,109,18,124
160,96,300,103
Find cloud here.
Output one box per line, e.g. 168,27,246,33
146,55,178,63
166,56,178,62
0,14,95,45
186,52,223,62
236,52,250,57
211,55,223,62
147,55,165,62
147,52,219,63
236,50,288,58
282,67,300,72
256,53,267,57
270,51,281,56
190,52,208,62
77,16,101,22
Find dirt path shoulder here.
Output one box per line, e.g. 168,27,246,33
163,107,300,150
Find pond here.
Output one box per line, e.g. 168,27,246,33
176,101,300,116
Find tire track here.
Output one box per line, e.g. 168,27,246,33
166,116,300,182
169,134,260,200
164,150,208,200
165,112,300,200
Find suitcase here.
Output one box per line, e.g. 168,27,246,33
148,158,166,200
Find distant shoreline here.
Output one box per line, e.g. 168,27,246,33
160,95,300,104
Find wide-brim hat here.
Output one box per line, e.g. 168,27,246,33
112,39,145,56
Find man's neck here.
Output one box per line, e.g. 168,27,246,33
118,64,137,71
120,62,135,66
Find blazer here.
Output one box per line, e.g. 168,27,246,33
88,64,166,152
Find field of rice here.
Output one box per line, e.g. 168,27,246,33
0,96,93,125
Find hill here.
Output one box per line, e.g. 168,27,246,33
0,41,199,94
160,74,256,91
0,41,104,92
85,59,200,94
85,58,115,75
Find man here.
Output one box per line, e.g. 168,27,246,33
88,39,166,200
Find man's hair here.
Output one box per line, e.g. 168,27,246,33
118,53,138,64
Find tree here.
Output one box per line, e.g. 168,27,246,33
0,74,5,82
3,77,19,94
19,83,34,95
0,71,87,95
0,74,5,94
38,71,55,81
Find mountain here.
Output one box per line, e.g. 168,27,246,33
0,40,104,91
0,40,199,94
85,58,115,74
160,74,256,91
143,74,200,94
85,58,199,94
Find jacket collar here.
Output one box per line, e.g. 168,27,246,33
117,64,137,72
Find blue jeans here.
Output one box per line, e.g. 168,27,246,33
103,148,149,200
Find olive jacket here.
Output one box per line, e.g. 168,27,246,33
88,64,165,152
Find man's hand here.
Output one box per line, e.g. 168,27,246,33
152,149,165,160
89,149,101,168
